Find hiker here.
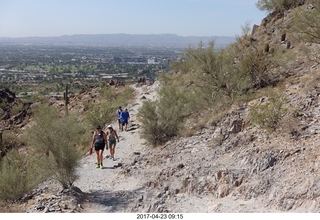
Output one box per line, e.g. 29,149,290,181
90,125,107,168
117,106,123,130
120,108,130,131
105,124,120,161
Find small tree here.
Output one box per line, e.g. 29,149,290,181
138,100,164,146
171,40,252,106
86,86,135,127
289,1,320,45
256,0,305,13
26,104,83,189
138,84,189,146
0,150,41,201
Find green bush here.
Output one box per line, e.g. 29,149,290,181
86,104,115,128
232,33,282,90
171,41,252,108
86,86,135,127
138,100,164,146
250,89,288,131
138,84,189,146
256,0,305,13
0,150,42,201
25,104,83,189
11,102,24,116
0,99,8,112
289,1,320,45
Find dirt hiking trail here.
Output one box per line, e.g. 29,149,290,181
74,83,159,212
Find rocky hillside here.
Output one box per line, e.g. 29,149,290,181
0,89,32,131
3,2,320,213
124,87,320,212
113,3,320,212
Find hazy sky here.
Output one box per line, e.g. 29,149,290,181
0,0,267,38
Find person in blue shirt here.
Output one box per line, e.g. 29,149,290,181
120,108,130,131
116,106,123,130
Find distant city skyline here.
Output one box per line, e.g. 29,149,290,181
0,0,267,38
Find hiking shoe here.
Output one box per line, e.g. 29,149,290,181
96,164,100,168
100,164,103,168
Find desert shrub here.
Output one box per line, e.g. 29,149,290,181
11,102,24,115
0,129,24,161
25,104,83,189
232,34,281,90
171,41,252,109
279,113,301,139
0,150,42,201
86,103,115,128
256,0,305,13
86,86,135,127
137,100,163,146
157,85,190,135
83,100,94,112
250,89,288,131
0,99,8,112
300,70,320,94
289,1,320,46
138,84,190,146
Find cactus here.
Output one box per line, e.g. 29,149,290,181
281,33,286,41
264,43,270,53
64,84,69,115
0,132,2,148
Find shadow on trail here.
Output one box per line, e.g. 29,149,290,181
127,127,137,131
101,167,115,170
84,188,145,212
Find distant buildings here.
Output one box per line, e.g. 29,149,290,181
147,58,160,64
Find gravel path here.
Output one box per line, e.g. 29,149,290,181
73,84,158,212
72,82,281,213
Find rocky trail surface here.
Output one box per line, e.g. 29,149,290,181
20,77,320,213
74,79,320,213
73,83,158,212
72,82,271,213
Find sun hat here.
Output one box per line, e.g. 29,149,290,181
107,124,112,128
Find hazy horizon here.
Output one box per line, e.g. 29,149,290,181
0,0,267,38
0,33,236,48
0,33,236,39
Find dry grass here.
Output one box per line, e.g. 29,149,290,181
0,201,25,213
180,116,208,137
300,69,320,94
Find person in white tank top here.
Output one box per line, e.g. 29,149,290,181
105,124,119,161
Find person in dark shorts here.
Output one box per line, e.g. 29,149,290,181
105,124,119,161
117,106,123,130
90,125,107,168
120,108,130,131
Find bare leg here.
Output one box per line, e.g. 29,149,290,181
96,150,99,163
110,146,115,158
98,150,104,165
